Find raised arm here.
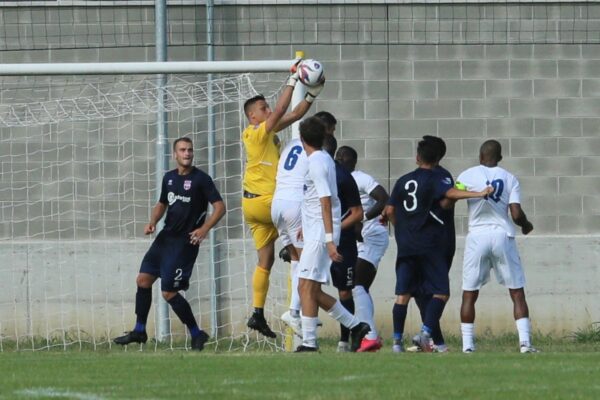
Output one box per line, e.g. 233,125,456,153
365,185,389,221
444,186,493,201
509,203,534,235
274,82,325,133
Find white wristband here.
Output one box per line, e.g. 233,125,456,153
325,233,333,243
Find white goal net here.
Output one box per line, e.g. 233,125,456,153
0,72,293,352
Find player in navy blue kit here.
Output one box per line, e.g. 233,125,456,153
322,134,364,352
411,136,455,352
114,137,226,351
384,139,491,353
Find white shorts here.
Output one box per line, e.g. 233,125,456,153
357,225,389,268
271,198,303,249
297,239,331,284
462,227,526,291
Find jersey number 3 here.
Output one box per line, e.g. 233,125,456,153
403,180,418,212
283,145,303,171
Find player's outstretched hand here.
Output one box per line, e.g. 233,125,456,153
286,59,302,87
326,242,343,263
144,223,156,235
305,79,325,103
189,227,208,245
522,221,534,235
482,186,494,197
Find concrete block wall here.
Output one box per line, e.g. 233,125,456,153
1,3,599,339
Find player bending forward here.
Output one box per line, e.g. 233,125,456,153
114,137,225,351
457,140,537,354
295,116,370,352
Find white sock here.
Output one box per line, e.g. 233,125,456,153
353,285,377,340
290,260,301,314
461,322,475,351
516,317,531,346
301,316,318,348
327,300,359,329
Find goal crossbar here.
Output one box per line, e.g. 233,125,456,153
0,60,296,76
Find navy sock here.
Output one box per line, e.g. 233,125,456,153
415,294,432,323
392,303,408,342
424,297,447,337
134,287,152,332
167,293,201,338
339,297,355,342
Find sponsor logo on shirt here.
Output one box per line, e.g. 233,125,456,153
167,192,191,205
183,180,192,190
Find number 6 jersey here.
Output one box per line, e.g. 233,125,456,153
456,165,520,238
273,138,309,202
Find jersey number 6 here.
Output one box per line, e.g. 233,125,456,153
283,145,303,171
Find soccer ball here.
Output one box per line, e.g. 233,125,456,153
297,59,325,87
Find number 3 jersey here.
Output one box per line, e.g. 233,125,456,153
388,168,453,256
457,165,520,238
273,138,308,202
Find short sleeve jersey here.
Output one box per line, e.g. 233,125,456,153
159,167,223,235
335,161,361,247
302,150,341,243
351,170,381,231
273,138,308,201
429,165,456,242
456,165,520,237
388,168,453,256
242,121,280,195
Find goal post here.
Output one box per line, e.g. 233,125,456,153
0,59,299,352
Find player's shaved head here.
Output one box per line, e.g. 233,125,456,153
243,95,266,118
422,135,446,162
300,116,327,149
322,134,338,157
416,139,438,166
479,139,503,166
173,137,193,151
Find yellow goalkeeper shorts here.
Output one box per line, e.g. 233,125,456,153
242,194,278,250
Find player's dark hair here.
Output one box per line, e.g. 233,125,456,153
300,116,327,149
336,146,358,162
422,135,446,161
314,111,337,130
417,139,438,165
322,134,338,157
173,137,193,151
243,95,266,118
480,139,502,163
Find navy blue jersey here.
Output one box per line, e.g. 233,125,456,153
430,165,456,264
159,167,222,235
335,161,361,247
388,167,453,256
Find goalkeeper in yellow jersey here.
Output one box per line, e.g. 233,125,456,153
242,62,324,337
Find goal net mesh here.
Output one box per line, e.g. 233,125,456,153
0,72,293,352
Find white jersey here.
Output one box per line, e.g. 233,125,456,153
302,150,341,243
457,165,521,237
351,170,383,233
273,138,308,201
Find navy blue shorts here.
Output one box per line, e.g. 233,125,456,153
395,252,449,296
139,232,199,292
330,241,357,291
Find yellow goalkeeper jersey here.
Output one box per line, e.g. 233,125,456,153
242,121,280,195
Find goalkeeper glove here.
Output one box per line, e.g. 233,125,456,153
278,247,292,263
286,59,302,87
304,80,325,103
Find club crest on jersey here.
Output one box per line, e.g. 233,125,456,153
183,180,192,190
168,179,173,186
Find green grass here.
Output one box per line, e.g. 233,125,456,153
1,337,600,400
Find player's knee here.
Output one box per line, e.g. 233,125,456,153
396,294,410,305
433,294,449,302
161,291,177,301
338,289,352,301
136,274,154,288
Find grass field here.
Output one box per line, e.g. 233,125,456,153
1,336,600,400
